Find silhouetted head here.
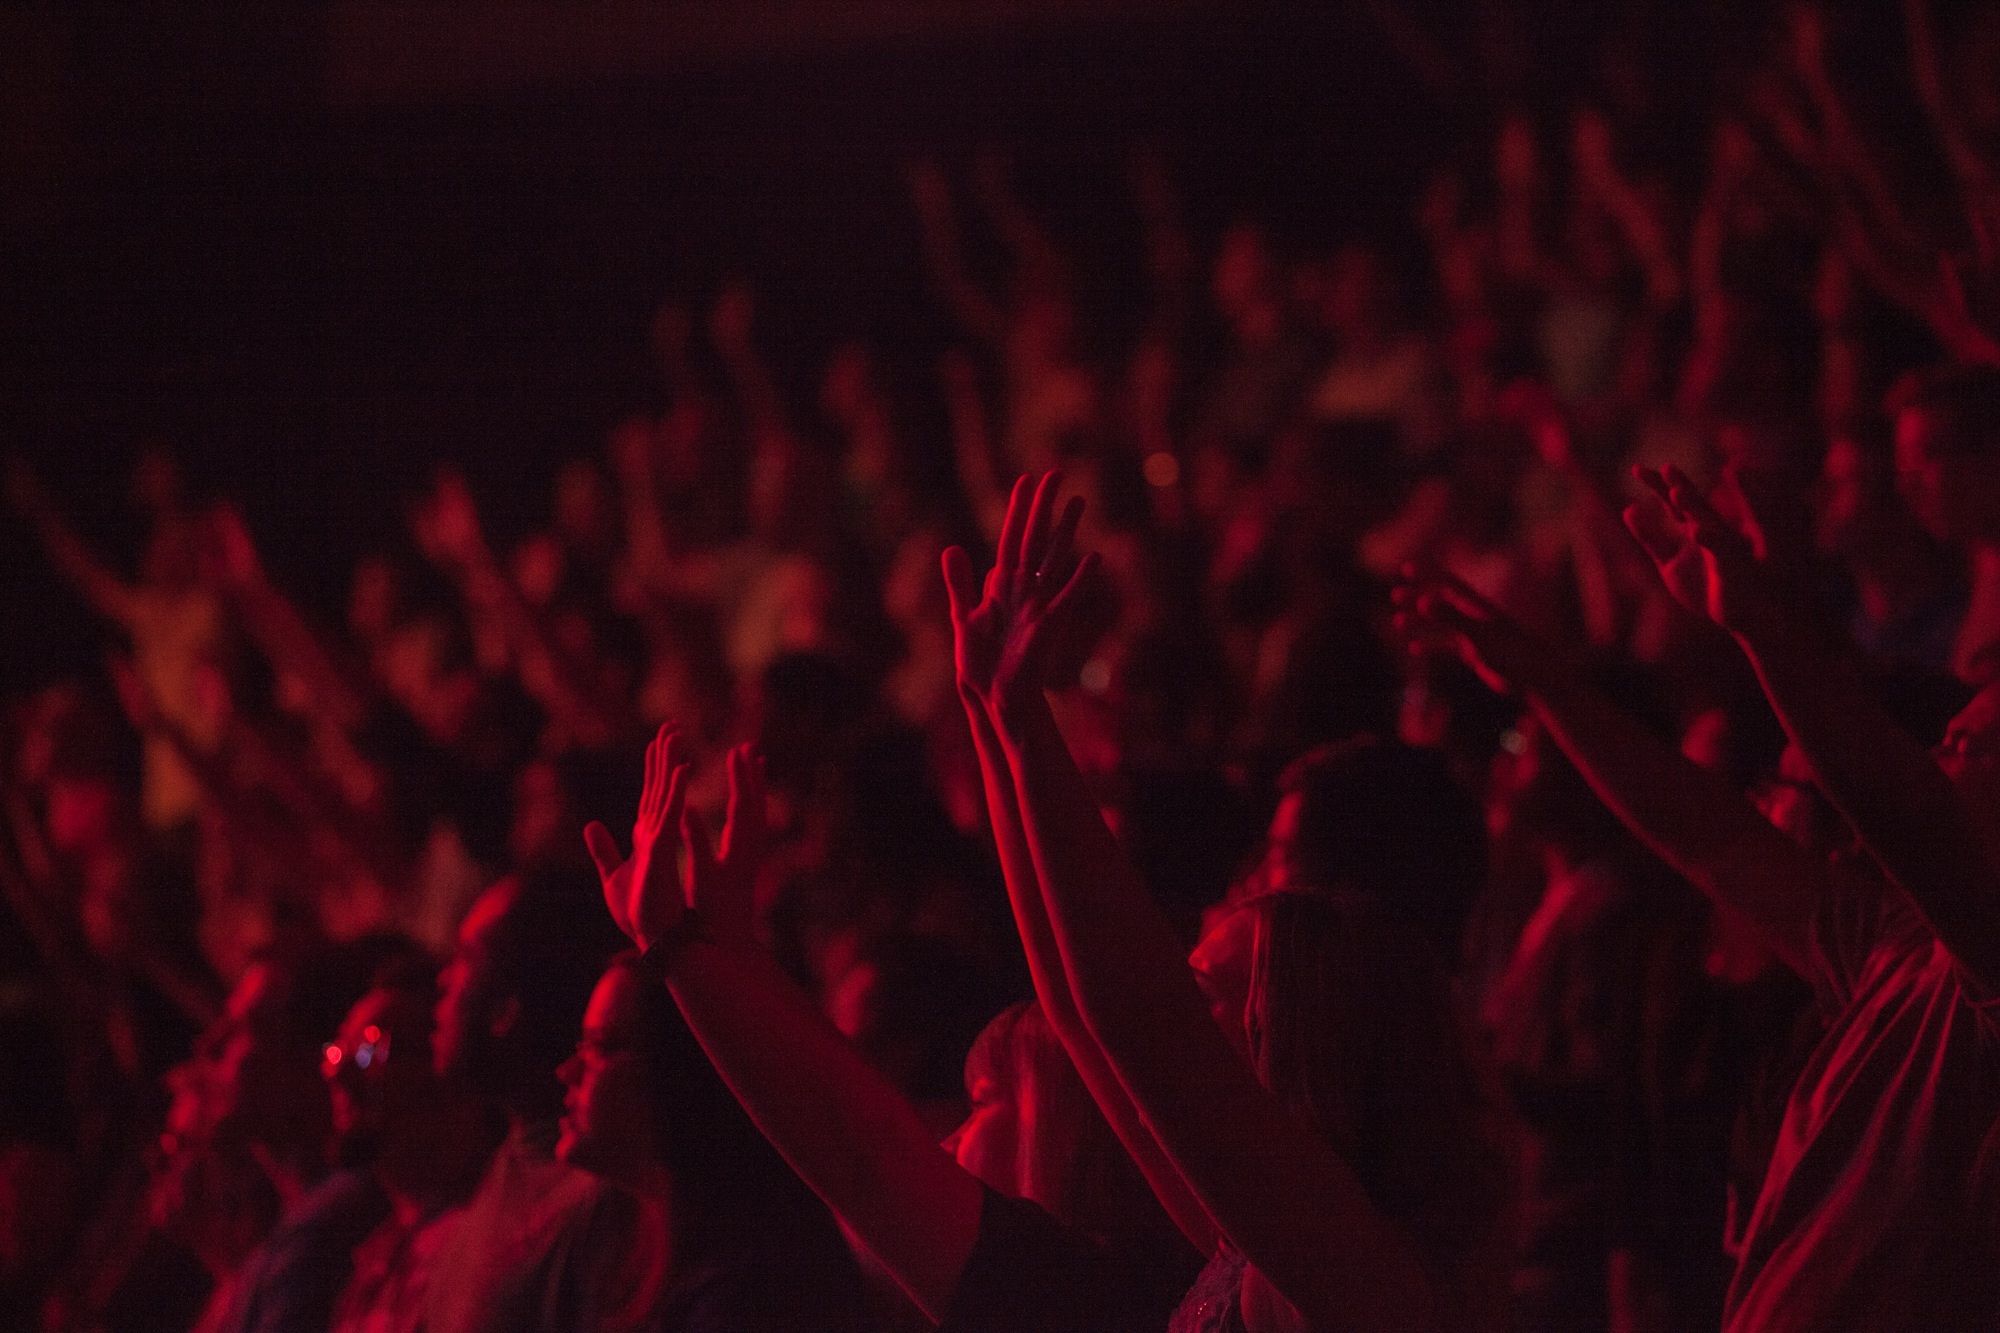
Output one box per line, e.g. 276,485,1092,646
434,860,629,1124
1891,365,2000,546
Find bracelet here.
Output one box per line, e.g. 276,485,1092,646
637,910,705,980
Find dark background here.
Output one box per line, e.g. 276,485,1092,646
0,2,1723,691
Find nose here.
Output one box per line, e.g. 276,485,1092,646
556,1051,582,1089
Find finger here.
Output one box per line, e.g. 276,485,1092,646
642,723,675,825
1621,497,1682,565
582,822,625,885
1042,550,1102,621
1036,496,1085,583
1662,467,1737,544
1020,471,1064,585
941,546,980,626
721,744,765,864
1427,568,1502,620
1633,465,1671,503
681,809,717,912
663,760,691,841
583,823,634,938
994,475,1034,597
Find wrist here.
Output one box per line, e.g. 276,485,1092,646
636,909,704,981
989,681,1047,733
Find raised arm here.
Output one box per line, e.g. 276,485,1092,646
6,458,140,625
410,472,620,748
908,160,1006,347
1635,467,2000,992
942,479,1221,1258
979,475,1437,1332
1392,565,1822,977
205,503,373,731
583,731,982,1322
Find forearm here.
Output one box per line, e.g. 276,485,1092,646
992,692,1200,1043
992,691,1428,1327
661,938,982,1322
1522,665,1816,971
1737,621,2000,986
962,690,1221,1255
231,581,370,728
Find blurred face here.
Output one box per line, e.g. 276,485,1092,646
1815,436,1872,555
942,1037,1026,1197
202,963,325,1144
44,776,119,854
1897,407,2000,544
1189,904,1257,1063
323,986,434,1160
1936,682,2000,827
434,884,516,1082
556,967,659,1184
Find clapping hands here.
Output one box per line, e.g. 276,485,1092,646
584,726,768,955
941,472,1105,716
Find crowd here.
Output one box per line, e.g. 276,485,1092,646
6,3,2000,1328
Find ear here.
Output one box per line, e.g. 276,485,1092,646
487,994,522,1041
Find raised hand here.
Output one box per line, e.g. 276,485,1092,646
1390,569,1553,695
583,725,689,951
681,744,766,949
940,472,1101,714
410,472,487,568
1621,466,1777,634
204,503,265,590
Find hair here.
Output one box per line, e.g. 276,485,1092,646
260,929,434,1058
963,1000,1171,1247
1245,891,1501,1257
1886,364,2000,457
1268,737,1486,956
480,858,632,1111
1235,738,1503,1255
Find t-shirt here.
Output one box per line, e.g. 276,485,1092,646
1723,853,2000,1330
940,1187,1193,1333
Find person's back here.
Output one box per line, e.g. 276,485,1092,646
423,1119,625,1333
1724,848,2000,1330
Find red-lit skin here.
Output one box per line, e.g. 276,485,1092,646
327,982,496,1233
1895,407,2000,547
1934,681,2000,831
938,1047,1023,1198
963,473,1441,1330
202,963,330,1155
555,967,667,1196
1188,902,1257,1067
148,962,329,1271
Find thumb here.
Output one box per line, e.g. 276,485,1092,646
582,822,624,886
1621,497,1682,566
941,545,979,625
